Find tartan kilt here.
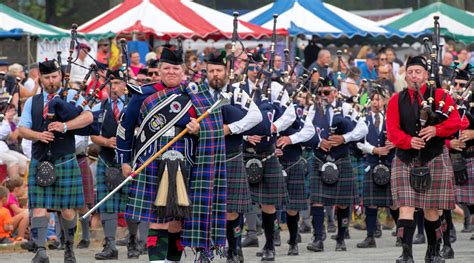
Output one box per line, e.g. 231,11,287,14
77,156,95,208
310,155,356,206
362,165,393,207
283,158,308,211
455,154,474,204
246,153,288,206
226,151,252,213
351,155,365,200
28,154,84,210
95,157,128,214
125,159,189,224
391,148,455,210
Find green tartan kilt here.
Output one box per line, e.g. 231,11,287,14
246,153,288,206
28,154,84,210
95,157,128,214
226,151,252,213
362,165,393,207
310,155,356,206
283,158,308,211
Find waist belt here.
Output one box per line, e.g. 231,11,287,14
245,145,276,156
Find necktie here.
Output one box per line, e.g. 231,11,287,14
43,93,55,119
374,113,381,134
214,89,220,102
113,99,120,122
325,104,332,124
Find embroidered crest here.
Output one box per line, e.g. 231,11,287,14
169,101,182,113
187,82,199,94
149,113,167,133
296,107,303,117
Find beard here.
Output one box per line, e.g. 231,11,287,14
43,82,61,94
209,77,226,90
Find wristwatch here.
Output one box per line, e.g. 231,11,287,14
62,122,68,133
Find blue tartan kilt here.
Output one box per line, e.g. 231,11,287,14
95,157,129,214
283,158,308,211
28,154,84,210
226,151,252,213
351,155,365,202
310,155,356,206
125,159,191,223
246,153,288,206
362,164,393,207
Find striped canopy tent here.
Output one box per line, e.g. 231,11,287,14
241,0,424,44
78,0,285,40
386,2,474,44
0,28,23,40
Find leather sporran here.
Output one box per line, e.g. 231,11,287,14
410,166,432,192
372,164,391,186
320,162,339,185
104,167,124,191
36,161,56,187
450,153,468,186
246,158,264,184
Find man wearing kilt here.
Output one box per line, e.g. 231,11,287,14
18,60,94,263
386,56,461,263
239,53,295,261
117,48,227,262
276,96,315,256
205,51,262,263
356,89,395,248
89,69,133,260
306,77,368,252
445,67,473,256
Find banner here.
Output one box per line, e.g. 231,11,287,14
36,38,98,64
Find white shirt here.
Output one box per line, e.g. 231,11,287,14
209,85,262,135
0,120,11,153
357,112,385,154
23,78,36,92
75,135,89,155
326,100,368,143
70,57,92,83
240,80,296,133
289,105,315,144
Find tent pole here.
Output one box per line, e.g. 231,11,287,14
26,33,31,68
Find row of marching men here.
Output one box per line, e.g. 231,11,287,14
19,45,473,263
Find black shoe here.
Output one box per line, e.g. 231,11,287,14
299,221,311,233
237,246,244,263
374,225,382,238
32,247,49,263
307,239,324,252
22,240,37,252
413,233,426,244
395,237,402,247
261,248,275,261
64,242,76,263
335,239,347,251
327,222,337,233
226,250,239,263
76,239,90,249
461,225,472,233
440,245,454,259
242,236,259,248
274,231,281,247
127,235,141,259
288,243,299,256
95,238,119,260
396,244,414,263
424,244,445,263
356,236,376,248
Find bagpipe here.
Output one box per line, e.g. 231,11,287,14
0,73,20,122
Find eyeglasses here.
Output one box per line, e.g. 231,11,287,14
318,90,332,96
147,71,159,76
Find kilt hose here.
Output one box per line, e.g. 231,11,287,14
95,157,128,214
310,155,356,206
125,159,190,224
362,166,393,207
28,154,84,210
77,155,95,208
282,158,308,211
455,153,474,204
246,153,288,207
391,148,455,210
351,155,365,202
226,150,252,214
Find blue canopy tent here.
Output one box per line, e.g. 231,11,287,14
0,28,23,40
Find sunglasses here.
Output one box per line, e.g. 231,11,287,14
248,66,260,71
318,90,332,96
455,82,466,88
147,71,159,76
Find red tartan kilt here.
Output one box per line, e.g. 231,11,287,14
391,148,455,210
77,156,95,207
